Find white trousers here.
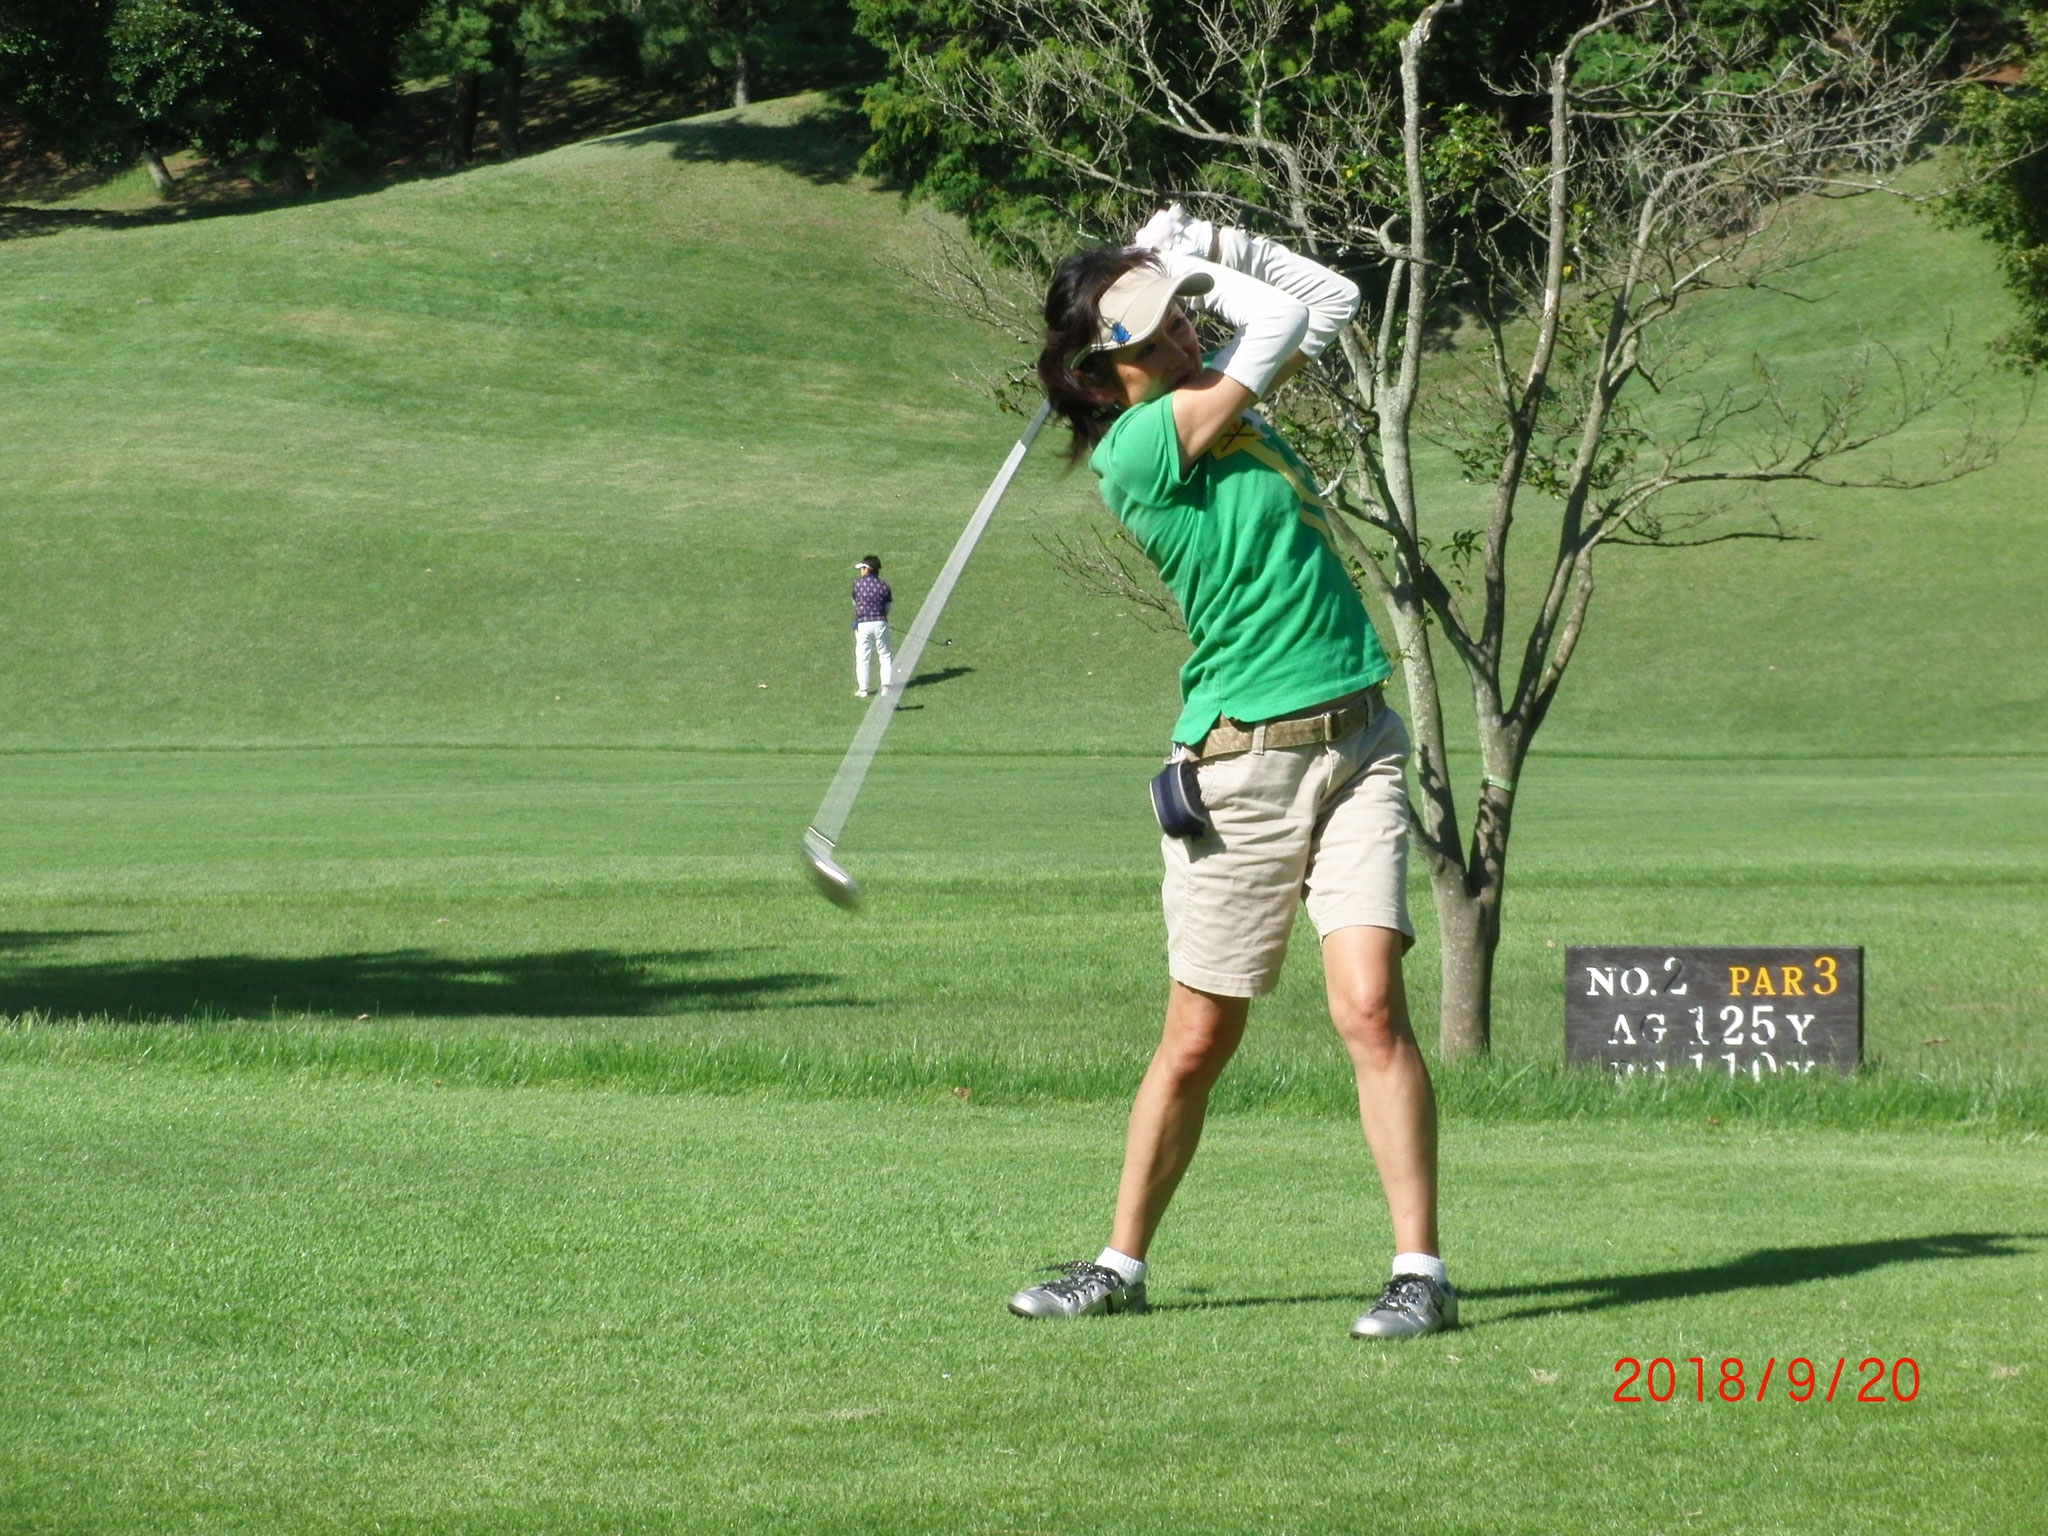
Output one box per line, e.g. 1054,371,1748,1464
854,620,894,692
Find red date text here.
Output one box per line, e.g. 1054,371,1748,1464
1612,1356,1919,1404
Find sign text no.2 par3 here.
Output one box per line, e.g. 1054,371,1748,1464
1565,946,1862,1078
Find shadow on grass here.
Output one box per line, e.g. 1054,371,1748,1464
1153,1232,2039,1319
1151,1292,1362,1314
599,102,868,185
0,930,119,954
0,203,199,241
903,665,974,691
0,188,358,245
0,947,848,1021
1471,1231,2040,1319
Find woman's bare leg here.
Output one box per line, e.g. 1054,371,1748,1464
1321,924,1438,1255
1107,980,1249,1260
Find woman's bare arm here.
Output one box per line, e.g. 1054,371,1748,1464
1169,351,1311,471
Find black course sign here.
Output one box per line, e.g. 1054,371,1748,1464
1565,946,1862,1078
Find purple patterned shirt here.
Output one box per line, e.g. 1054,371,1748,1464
852,574,892,624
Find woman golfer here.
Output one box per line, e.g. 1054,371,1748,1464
1007,209,1453,1338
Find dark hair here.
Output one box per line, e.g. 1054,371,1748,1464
858,555,881,573
1038,246,1155,468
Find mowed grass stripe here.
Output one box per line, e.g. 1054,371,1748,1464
1,749,2042,1123
9,1021,2045,1130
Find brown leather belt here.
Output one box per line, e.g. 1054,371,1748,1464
1189,685,1383,762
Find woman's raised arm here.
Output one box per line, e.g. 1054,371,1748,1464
1135,211,1360,471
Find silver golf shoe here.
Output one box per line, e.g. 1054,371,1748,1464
1008,1261,1146,1319
1351,1274,1458,1338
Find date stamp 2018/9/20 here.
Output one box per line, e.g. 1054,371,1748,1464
1614,1357,1920,1404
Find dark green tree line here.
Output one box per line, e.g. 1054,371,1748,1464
1943,7,2048,367
850,0,1611,249
853,2,2041,363
1,0,426,191
851,2,2015,248
404,1,612,166
4,0,880,187
613,0,879,109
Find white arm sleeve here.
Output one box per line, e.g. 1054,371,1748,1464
1158,252,1310,399
1214,228,1361,360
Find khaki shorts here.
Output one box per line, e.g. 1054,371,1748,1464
1162,706,1413,998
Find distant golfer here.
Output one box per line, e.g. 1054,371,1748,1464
1006,207,1453,1338
851,555,893,698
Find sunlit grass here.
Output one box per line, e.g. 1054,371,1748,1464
0,1067,2041,1535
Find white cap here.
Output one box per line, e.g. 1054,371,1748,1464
1084,264,1213,355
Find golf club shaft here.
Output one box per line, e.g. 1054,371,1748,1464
807,400,1050,848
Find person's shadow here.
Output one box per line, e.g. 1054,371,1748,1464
1153,1232,2040,1321
902,665,973,691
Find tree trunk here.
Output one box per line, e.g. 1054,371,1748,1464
1433,872,1501,1059
732,41,750,107
497,49,523,158
445,70,479,167
278,158,309,195
140,144,176,195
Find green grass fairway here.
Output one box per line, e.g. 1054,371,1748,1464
3,746,2044,1103
3,92,2047,1530
2,1067,2042,1535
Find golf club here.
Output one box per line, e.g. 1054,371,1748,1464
801,400,1051,906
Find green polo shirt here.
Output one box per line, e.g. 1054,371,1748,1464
1091,393,1391,745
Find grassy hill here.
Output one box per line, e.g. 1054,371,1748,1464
4,97,2039,761
0,96,1112,753
1518,189,2047,762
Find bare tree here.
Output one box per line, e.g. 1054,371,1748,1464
886,0,2006,1055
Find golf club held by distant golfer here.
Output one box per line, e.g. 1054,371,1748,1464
802,401,1051,906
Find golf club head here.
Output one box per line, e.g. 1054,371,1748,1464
801,827,862,909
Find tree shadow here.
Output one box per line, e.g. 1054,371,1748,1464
1468,1232,2040,1320
0,187,340,244
0,58,741,234
902,665,975,691
1148,1232,2039,1320
598,101,868,186
0,203,190,241
0,946,851,1022
0,930,119,955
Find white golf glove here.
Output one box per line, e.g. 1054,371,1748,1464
1130,203,1216,262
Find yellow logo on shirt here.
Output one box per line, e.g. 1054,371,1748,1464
1209,414,1339,553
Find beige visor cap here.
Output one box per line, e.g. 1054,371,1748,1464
1086,264,1213,355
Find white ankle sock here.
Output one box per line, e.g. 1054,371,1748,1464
1096,1246,1147,1285
1391,1251,1447,1286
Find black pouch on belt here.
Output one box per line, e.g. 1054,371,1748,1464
1149,749,1211,839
